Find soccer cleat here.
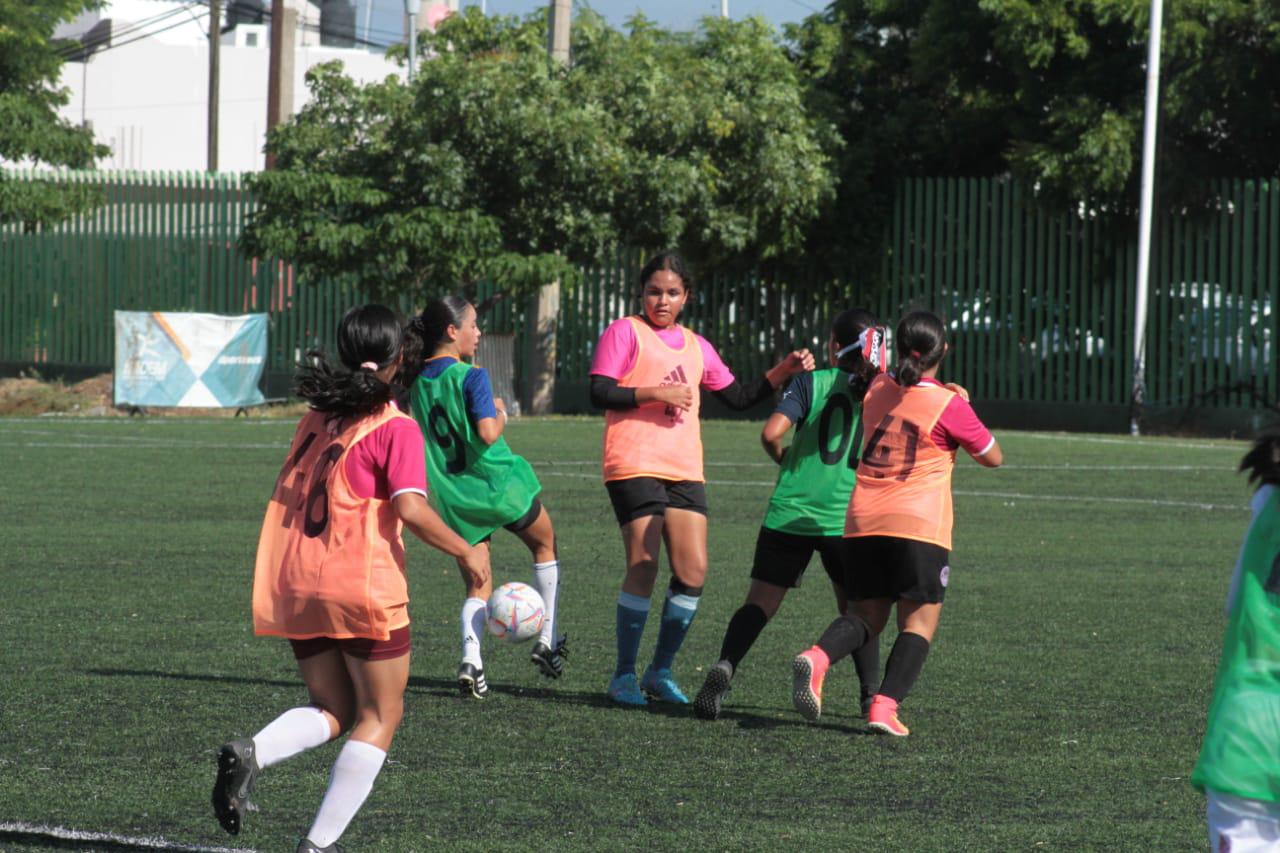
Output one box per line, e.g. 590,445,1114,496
530,634,569,679
640,667,689,705
212,737,260,835
296,840,343,853
607,672,648,706
457,662,489,699
867,695,910,737
692,660,733,721
792,648,829,721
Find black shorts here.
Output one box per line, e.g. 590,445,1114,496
479,499,543,544
289,625,411,662
750,527,846,590
842,535,950,604
605,477,708,526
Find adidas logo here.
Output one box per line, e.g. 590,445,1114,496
660,365,689,386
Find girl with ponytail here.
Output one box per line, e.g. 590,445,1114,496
404,296,567,700
790,309,1003,738
694,309,887,721
213,305,484,851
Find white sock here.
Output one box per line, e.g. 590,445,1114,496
251,706,332,769
461,597,486,667
305,739,386,847
532,560,560,645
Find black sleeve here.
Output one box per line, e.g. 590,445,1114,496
711,374,774,411
590,374,639,410
774,373,813,424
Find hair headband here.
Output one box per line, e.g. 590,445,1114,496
836,326,888,372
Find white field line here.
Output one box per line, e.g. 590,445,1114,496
0,821,251,852
535,471,1246,512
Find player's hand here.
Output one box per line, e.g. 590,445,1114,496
656,384,695,410
945,382,970,402
494,397,507,414
456,546,490,589
783,348,816,375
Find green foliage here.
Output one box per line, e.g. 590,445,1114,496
243,10,836,304
0,0,109,227
786,0,1280,272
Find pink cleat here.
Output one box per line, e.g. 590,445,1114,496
791,647,830,721
867,695,910,737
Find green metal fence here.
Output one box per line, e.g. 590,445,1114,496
2,170,1276,429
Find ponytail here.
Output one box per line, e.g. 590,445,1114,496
894,310,946,387
1240,426,1280,488
294,304,401,420
397,294,473,387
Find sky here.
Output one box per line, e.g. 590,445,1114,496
360,0,824,45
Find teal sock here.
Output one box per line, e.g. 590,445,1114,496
651,589,699,672
614,592,650,678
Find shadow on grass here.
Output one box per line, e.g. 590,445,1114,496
0,824,248,852
86,668,299,689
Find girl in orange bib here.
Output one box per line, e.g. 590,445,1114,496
591,251,815,706
790,310,1002,737
211,305,484,852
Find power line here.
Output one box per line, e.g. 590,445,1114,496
57,3,203,59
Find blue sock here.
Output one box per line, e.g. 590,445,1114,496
651,588,700,672
615,592,650,678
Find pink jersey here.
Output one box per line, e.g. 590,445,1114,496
343,410,428,501
916,378,995,455
590,316,735,391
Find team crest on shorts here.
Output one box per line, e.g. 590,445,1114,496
939,565,950,587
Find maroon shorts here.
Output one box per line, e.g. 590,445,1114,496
289,625,411,662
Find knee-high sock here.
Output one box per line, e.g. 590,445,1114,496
532,559,560,645
651,582,701,672
252,705,332,769
717,603,768,672
305,739,386,847
851,634,881,706
814,614,871,665
878,631,930,702
615,591,650,678
460,597,486,667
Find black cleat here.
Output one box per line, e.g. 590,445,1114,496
530,634,568,679
457,662,489,699
693,660,733,721
297,839,344,853
212,737,260,835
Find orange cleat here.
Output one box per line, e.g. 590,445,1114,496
791,647,829,721
867,695,910,737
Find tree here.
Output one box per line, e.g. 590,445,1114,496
786,0,1280,271
241,9,837,307
0,0,109,227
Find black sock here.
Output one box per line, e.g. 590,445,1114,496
815,614,870,664
718,604,768,671
852,635,881,706
879,631,930,702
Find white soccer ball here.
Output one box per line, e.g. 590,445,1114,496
486,582,546,644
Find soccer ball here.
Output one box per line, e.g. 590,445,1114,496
486,582,545,643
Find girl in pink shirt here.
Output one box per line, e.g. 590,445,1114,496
591,251,815,706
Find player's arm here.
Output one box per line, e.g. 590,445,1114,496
709,344,817,412
464,367,504,446
938,392,1003,468
394,493,487,580
761,413,794,465
972,438,1003,467
475,398,507,445
760,373,810,464
590,374,693,410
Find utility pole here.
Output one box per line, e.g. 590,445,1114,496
522,0,570,415
720,0,728,18
207,0,221,171
1130,0,1163,435
405,0,420,81
265,0,297,169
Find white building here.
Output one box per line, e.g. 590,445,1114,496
53,0,415,173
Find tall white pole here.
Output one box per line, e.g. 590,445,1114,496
406,0,421,81
720,0,728,17
1131,0,1163,436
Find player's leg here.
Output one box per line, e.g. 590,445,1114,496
606,478,668,705
867,540,948,737
212,643,349,835
821,536,880,715
301,645,410,851
509,501,566,675
457,539,493,699
642,501,708,704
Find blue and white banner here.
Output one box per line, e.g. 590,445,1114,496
114,311,268,408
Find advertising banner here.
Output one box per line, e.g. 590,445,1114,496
114,311,267,408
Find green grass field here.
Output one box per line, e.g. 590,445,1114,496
0,416,1254,851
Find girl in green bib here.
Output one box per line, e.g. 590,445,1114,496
1192,428,1280,849
402,296,565,699
694,309,886,721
